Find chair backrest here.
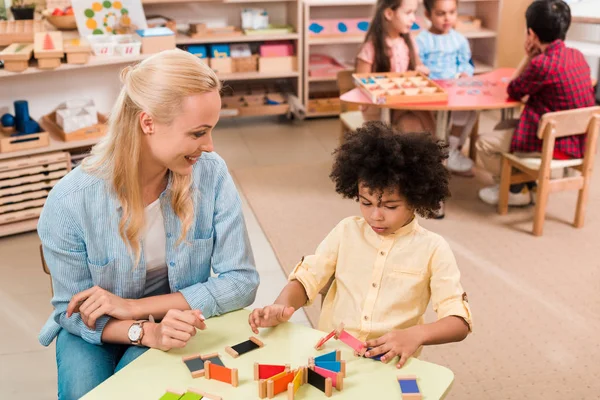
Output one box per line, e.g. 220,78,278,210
336,70,355,96
537,106,600,139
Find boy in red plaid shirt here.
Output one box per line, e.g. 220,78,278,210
476,0,595,206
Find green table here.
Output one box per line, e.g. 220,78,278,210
83,310,454,399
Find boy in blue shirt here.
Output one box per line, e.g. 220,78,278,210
417,0,477,176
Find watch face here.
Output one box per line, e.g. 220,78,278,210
128,324,142,342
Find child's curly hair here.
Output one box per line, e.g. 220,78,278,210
330,121,450,218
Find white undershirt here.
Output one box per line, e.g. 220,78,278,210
143,198,169,296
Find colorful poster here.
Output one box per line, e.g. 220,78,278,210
72,0,147,36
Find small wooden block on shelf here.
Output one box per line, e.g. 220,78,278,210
232,55,258,73
0,43,34,72
63,38,91,65
0,19,45,46
0,124,50,154
259,56,297,73
39,112,107,142
455,15,482,33
34,31,64,70
188,23,243,38
352,71,448,105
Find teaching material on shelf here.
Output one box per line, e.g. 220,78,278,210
241,8,269,31
353,71,448,105
72,0,148,37
34,32,64,70
455,15,481,33
55,98,98,133
308,18,369,37
244,25,294,36
86,34,141,56
0,19,45,46
0,43,34,72
63,38,92,64
188,23,243,38
136,27,176,54
259,56,297,73
308,54,348,78
260,41,294,57
221,87,289,117
40,112,107,143
186,44,207,59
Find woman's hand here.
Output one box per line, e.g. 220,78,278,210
364,325,425,368
248,304,295,334
143,309,206,351
67,286,138,329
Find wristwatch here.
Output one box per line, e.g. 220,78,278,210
128,320,149,345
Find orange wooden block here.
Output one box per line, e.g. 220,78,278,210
267,370,295,398
204,361,238,387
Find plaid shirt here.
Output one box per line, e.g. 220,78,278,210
507,40,595,158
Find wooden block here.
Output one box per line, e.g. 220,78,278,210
182,353,223,378
34,32,64,59
306,367,332,397
226,336,264,358
3,60,29,73
231,368,239,387
187,387,223,400
313,366,343,390
314,350,340,363
255,363,288,380
287,367,305,399
37,57,61,70
314,329,336,350
159,389,184,400
258,379,267,399
63,38,91,64
267,370,295,398
314,360,345,376
398,375,422,399
336,325,366,355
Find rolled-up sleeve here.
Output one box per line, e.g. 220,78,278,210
179,159,259,317
38,195,110,346
429,238,473,331
288,221,342,306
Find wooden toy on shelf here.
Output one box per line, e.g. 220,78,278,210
308,18,369,37
135,27,176,54
0,43,33,72
352,71,448,105
0,101,50,154
0,19,45,46
334,324,367,356
398,375,422,399
204,360,239,387
455,15,482,33
306,367,333,397
188,23,242,38
63,38,91,64
34,31,64,70
181,352,224,378
225,336,264,358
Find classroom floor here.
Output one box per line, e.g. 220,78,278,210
0,114,598,399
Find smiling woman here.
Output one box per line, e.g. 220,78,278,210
37,49,259,400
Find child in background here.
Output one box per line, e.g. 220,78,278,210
417,0,477,175
249,122,472,368
356,0,435,134
477,0,595,206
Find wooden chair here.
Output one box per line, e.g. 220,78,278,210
39,244,54,295
337,70,364,143
498,106,600,236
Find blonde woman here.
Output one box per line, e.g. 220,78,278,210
37,49,259,399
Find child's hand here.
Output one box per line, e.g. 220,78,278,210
458,72,470,79
416,64,430,76
524,39,541,58
364,326,424,368
248,304,295,334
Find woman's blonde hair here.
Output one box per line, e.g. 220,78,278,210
83,49,221,264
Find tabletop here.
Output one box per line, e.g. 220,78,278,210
341,68,521,111
82,310,455,399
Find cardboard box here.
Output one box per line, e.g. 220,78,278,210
135,27,176,54
258,56,297,73
209,57,232,74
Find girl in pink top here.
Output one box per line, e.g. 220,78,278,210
356,0,434,133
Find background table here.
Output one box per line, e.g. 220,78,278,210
340,68,520,140
83,310,455,399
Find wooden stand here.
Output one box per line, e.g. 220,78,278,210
64,38,91,65
34,32,64,70
0,20,45,46
40,112,107,142
0,124,50,154
0,43,33,72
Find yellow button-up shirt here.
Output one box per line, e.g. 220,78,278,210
289,216,472,343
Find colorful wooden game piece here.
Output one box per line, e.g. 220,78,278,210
306,367,332,397
312,366,344,391
34,31,63,70
398,375,422,399
335,324,367,356
0,43,33,72
159,389,184,400
266,370,296,399
258,368,293,399
314,329,337,350
179,392,202,400
313,349,341,363
204,360,238,387
182,352,223,378
314,360,345,376
186,388,223,400
286,367,307,400
254,363,290,380
225,336,264,358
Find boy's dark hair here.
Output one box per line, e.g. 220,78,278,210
423,0,458,13
330,122,450,219
526,0,571,43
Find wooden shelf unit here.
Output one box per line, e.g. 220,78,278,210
303,0,502,118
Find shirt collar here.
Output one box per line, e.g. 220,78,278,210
544,39,564,55
390,215,418,236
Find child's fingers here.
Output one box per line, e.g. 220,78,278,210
380,350,397,364
396,351,409,369
365,343,388,358
365,336,385,349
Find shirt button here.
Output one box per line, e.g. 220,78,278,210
372,283,377,288
364,315,369,321
380,251,385,256
169,262,175,267
166,233,173,238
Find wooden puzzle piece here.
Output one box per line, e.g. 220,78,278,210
314,360,345,376
314,329,336,350
313,366,343,391
286,367,306,400
179,392,202,400
187,388,223,400
204,360,238,387
335,325,366,355
306,367,332,397
182,353,223,378
258,369,292,399
254,363,290,380
313,350,340,363
267,370,296,398
225,336,264,358
159,389,184,400
398,375,422,399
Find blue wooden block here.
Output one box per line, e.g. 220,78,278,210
365,348,383,361
136,27,174,37
315,361,342,373
314,350,338,363
399,378,420,394
209,44,230,58
187,45,207,58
